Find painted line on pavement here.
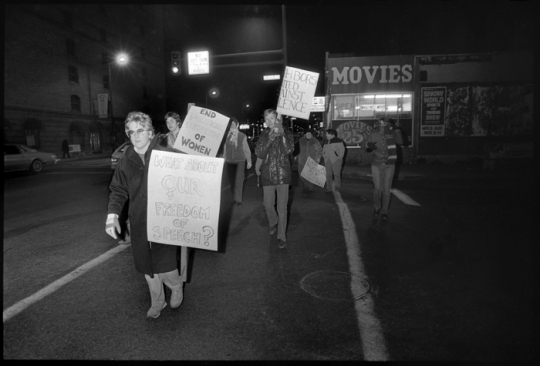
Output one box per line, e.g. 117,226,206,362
391,188,421,206
334,191,389,361
3,244,130,323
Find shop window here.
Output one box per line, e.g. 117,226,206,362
68,65,79,83
331,93,412,120
66,38,75,56
71,95,81,112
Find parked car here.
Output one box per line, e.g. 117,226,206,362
111,141,132,170
4,144,59,173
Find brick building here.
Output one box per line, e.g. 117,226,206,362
4,4,167,155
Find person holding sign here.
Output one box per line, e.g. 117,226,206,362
255,109,295,249
105,111,185,319
365,117,403,220
298,128,322,195
322,129,345,192
224,118,252,206
161,111,183,148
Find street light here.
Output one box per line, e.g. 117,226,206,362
241,102,250,122
206,87,219,108
107,52,129,150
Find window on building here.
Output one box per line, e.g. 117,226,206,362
100,28,107,43
140,47,146,60
63,10,73,28
71,95,81,112
331,93,413,120
66,38,75,56
103,75,109,89
25,130,40,148
143,86,148,99
68,65,79,83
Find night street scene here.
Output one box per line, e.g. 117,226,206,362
3,2,536,362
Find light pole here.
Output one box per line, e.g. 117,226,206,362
107,52,129,151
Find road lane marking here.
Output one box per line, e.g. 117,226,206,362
334,191,389,361
391,188,421,206
3,244,130,323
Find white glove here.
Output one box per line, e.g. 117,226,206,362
105,213,121,239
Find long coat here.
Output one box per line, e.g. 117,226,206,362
297,136,322,173
255,128,294,186
108,135,179,276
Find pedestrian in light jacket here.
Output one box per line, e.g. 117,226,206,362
224,118,252,206
366,117,403,220
106,111,184,319
255,109,295,248
298,128,322,194
322,129,345,192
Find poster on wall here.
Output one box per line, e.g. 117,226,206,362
147,150,224,251
277,66,319,120
420,87,446,136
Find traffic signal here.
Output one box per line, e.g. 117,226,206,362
171,51,181,74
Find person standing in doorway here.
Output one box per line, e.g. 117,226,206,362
62,139,71,159
255,109,295,249
105,111,184,319
297,128,322,195
322,129,345,192
366,117,403,220
224,118,252,206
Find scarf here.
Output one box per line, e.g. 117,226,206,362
381,125,398,164
228,128,238,147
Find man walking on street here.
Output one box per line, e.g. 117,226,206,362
322,129,345,192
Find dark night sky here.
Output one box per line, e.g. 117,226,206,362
162,2,535,123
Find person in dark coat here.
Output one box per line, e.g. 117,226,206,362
62,139,70,158
105,111,184,319
254,109,295,248
297,128,322,194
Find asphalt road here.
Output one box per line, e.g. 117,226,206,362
3,157,536,361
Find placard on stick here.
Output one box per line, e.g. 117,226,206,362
277,66,319,120
300,156,326,188
174,106,229,157
147,150,224,251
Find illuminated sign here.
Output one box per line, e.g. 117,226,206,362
263,74,280,80
310,96,325,112
188,51,209,75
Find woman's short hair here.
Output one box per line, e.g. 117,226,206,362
165,111,182,125
124,111,154,133
326,129,337,137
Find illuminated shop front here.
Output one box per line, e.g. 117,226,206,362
324,54,415,163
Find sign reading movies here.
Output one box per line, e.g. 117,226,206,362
277,66,319,120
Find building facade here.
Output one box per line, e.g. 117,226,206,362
4,4,167,155
324,51,533,164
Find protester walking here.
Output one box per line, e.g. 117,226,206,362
162,111,183,148
255,109,295,248
224,118,252,206
297,128,322,195
322,129,345,192
105,111,184,319
366,117,403,220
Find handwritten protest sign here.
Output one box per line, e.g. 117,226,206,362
300,156,326,188
277,66,319,120
174,106,229,157
147,150,224,251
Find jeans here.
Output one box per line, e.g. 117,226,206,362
226,160,246,203
262,184,289,241
324,158,343,191
371,163,395,214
